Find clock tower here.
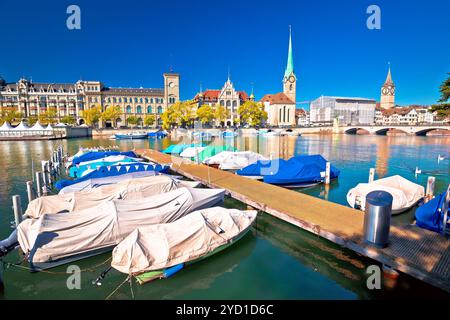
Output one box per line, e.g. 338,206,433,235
380,64,395,109
283,26,296,103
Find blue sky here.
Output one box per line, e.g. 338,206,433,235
1,0,449,107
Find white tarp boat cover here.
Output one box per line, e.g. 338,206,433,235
13,121,29,130
111,207,257,275
18,187,226,266
59,171,158,194
30,122,46,131
0,121,13,131
180,147,207,158
346,175,424,213
25,175,201,218
203,151,268,170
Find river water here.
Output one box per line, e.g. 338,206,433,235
0,134,449,299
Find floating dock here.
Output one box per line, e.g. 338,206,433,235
137,149,450,293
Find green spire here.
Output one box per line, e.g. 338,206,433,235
284,26,294,79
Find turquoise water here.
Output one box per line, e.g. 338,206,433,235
0,134,449,299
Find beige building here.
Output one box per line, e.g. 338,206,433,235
0,73,180,127
380,65,395,109
375,105,435,125
262,28,297,127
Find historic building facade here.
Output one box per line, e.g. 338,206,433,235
0,73,180,127
262,28,297,127
193,77,251,126
380,65,395,109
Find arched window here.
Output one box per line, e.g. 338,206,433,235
220,100,224,106
147,106,152,113
118,98,122,103
283,106,287,123
123,97,127,103
279,108,282,122
150,98,154,104
136,105,142,114
226,101,231,107
157,106,163,113
140,98,143,103
126,105,132,113
113,97,117,103
232,101,237,111
287,107,290,123
145,98,148,103
134,97,138,103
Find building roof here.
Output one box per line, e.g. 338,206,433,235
260,92,295,105
284,27,294,79
384,65,394,86
295,108,307,117
102,87,164,95
194,89,249,102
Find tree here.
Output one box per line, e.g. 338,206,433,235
27,116,39,126
127,115,139,127
80,106,102,126
144,114,156,127
61,115,76,125
238,101,268,127
0,107,24,125
38,108,58,125
196,104,214,125
161,100,196,130
101,105,123,128
430,73,450,120
214,104,230,127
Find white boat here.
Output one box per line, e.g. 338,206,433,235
203,151,268,171
111,207,257,277
346,175,425,215
25,175,201,218
179,146,207,159
17,187,226,270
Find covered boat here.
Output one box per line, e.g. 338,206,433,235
111,207,257,281
263,155,340,188
415,187,449,234
148,131,167,139
26,175,200,218
59,171,158,194
179,146,207,159
71,150,137,166
115,132,148,140
203,151,268,171
0,121,13,131
55,162,171,190
236,158,287,180
162,143,204,155
346,175,425,214
196,145,237,162
69,155,144,178
17,187,226,270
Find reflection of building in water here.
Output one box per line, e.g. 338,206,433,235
375,137,390,178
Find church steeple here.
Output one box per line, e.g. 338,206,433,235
380,63,396,109
284,25,294,79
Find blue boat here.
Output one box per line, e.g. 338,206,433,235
237,155,340,188
115,133,148,140
55,162,171,190
148,131,167,139
72,151,137,166
69,156,143,178
415,188,449,234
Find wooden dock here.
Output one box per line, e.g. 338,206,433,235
137,149,450,293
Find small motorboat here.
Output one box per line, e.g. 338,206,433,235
196,145,237,162
179,146,207,159
415,185,449,234
280,129,300,137
148,131,167,139
114,132,148,140
17,187,226,270
111,207,257,284
262,129,280,137
203,151,268,171
26,175,201,219
346,175,425,215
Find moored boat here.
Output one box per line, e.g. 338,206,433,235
114,132,148,140
346,175,425,215
203,151,268,171
415,185,449,234
111,207,257,283
69,155,144,178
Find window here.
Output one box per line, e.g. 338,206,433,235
157,106,163,113
145,98,148,103
113,97,117,103
147,106,152,113
150,98,154,104
134,97,138,103
220,100,224,106
136,105,142,114
140,98,143,103
126,105,132,113
226,101,231,107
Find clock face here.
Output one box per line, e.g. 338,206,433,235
169,82,175,88
389,87,395,95
382,87,389,95
289,75,295,83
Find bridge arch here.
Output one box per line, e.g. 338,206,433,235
415,128,449,136
345,128,370,135
374,128,408,135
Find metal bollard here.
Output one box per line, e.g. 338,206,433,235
26,181,34,203
324,162,331,185
41,161,47,186
368,168,375,183
12,195,23,227
426,176,435,202
363,190,393,248
35,171,42,197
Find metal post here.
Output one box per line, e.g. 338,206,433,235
369,168,375,183
12,195,23,227
426,176,435,202
325,162,331,185
35,171,42,197
41,161,47,186
26,181,34,203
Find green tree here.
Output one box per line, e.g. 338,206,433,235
161,100,196,130
80,106,102,126
27,116,39,126
430,73,450,120
144,114,156,127
126,115,139,127
38,108,58,125
214,104,230,127
61,115,76,125
101,105,123,128
237,101,268,127
438,72,450,103
0,107,24,125
196,104,214,125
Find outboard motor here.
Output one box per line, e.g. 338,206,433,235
0,229,19,257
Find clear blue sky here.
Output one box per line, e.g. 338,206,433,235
1,0,449,107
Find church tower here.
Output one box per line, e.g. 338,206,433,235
283,26,296,103
380,64,395,109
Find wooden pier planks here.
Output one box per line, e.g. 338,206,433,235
138,149,450,293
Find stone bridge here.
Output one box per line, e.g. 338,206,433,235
341,125,450,136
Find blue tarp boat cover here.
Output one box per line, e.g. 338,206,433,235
55,162,170,190
237,155,340,186
69,157,142,178
415,192,447,233
72,151,137,166
148,131,167,138
162,144,204,154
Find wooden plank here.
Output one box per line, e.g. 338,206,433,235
138,149,450,293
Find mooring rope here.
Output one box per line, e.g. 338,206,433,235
105,275,130,300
